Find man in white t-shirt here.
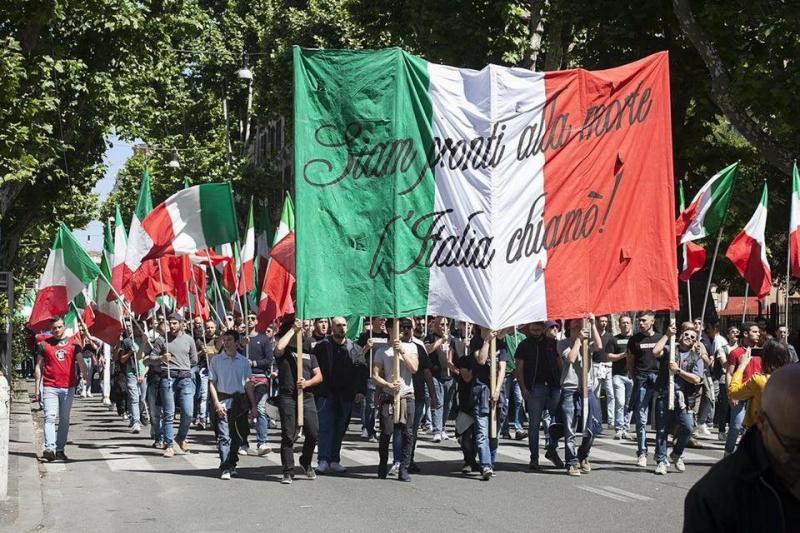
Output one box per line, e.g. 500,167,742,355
372,318,419,481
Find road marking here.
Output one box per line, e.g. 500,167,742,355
99,446,154,472
577,485,633,502
600,485,654,501
339,447,378,466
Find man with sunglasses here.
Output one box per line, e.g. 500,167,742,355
684,364,800,532
653,322,705,474
239,312,275,456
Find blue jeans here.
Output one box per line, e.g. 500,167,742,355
126,374,146,425
527,384,561,460
161,376,196,446
501,377,525,434
214,408,244,470
473,400,498,469
410,398,426,463
193,370,209,422
432,378,456,434
253,382,270,446
726,400,746,454
635,380,658,458
657,397,693,460
147,378,164,442
612,375,633,431
316,395,353,464
559,389,597,467
362,380,376,436
81,357,94,394
42,387,75,451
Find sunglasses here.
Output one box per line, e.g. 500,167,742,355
682,333,697,340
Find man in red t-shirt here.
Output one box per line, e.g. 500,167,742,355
34,317,88,461
723,321,761,455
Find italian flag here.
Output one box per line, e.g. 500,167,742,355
140,183,239,261
29,223,102,331
678,180,706,281
255,199,273,291
676,162,738,244
725,182,772,299
257,195,295,330
123,169,153,285
790,162,800,279
91,219,123,345
237,199,256,297
109,204,127,300
293,48,677,327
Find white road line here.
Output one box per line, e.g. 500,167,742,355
339,447,378,466
414,445,462,463
98,446,154,472
42,462,67,473
180,450,220,470
601,485,654,501
577,485,633,502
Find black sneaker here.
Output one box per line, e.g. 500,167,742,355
398,468,412,482
42,449,56,462
408,462,421,474
55,451,68,461
528,460,541,471
515,430,528,440
461,462,471,474
545,449,564,469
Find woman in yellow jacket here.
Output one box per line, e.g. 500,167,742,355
728,339,791,427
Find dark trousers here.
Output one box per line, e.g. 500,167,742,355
459,422,479,469
278,393,318,475
212,406,248,470
378,396,413,470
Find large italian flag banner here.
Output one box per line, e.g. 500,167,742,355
294,48,677,328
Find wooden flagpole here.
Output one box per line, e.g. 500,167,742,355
581,318,589,433
700,227,725,326
742,285,749,324
786,244,792,329
393,319,401,424
156,260,171,380
296,327,304,427
668,311,676,410
490,334,497,438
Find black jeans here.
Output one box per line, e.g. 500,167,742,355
378,396,414,470
278,393,318,475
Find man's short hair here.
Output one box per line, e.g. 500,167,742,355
741,321,759,332
50,316,65,325
640,310,656,318
220,329,240,342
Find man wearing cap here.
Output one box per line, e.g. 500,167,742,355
148,312,198,457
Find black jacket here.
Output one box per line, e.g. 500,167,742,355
683,427,797,532
312,337,368,400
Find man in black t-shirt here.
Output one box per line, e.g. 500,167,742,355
240,313,276,456
274,319,323,484
408,336,437,473
514,321,563,470
606,315,633,439
357,317,388,441
425,317,457,443
627,310,667,468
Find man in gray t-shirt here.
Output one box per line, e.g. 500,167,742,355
147,312,198,457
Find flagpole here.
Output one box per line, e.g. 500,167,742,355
156,260,171,380
700,227,724,326
185,280,195,336
686,280,693,322
668,311,676,410
208,263,228,323
787,244,792,330
234,242,250,359
742,285,749,324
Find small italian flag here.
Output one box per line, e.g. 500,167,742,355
725,182,772,299
91,218,123,345
790,162,800,279
123,169,153,286
237,199,256,297
257,195,295,329
109,204,127,300
676,162,738,244
29,223,102,331
677,180,706,281
140,183,239,261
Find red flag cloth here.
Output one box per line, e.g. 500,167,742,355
679,243,706,282
257,261,295,332
82,305,96,330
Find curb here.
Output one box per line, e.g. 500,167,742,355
0,380,45,532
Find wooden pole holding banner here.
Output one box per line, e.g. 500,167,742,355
686,280,693,322
668,311,676,410
296,329,304,426
742,285,749,324
581,318,589,433
787,243,792,330
490,335,497,438
156,260,171,380
393,319,401,423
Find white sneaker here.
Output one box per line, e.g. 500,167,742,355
637,454,647,468
441,432,451,441
131,423,142,434
388,462,400,476
87,391,93,398
257,444,272,456
238,447,249,456
81,389,88,399
654,462,668,475
614,431,623,440
220,470,231,480
316,460,330,474
697,424,711,436
432,433,442,443
361,428,369,439
669,454,686,472
329,462,347,473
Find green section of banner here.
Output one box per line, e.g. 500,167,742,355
294,47,435,319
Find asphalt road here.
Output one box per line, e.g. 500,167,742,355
27,395,725,533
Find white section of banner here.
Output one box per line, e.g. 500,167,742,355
425,64,548,329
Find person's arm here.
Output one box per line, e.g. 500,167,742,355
475,331,497,365
353,345,369,400
423,369,439,409
515,358,527,399
653,324,675,358
208,379,226,419
492,360,507,405
395,342,419,373
626,349,635,378
119,340,134,364
670,357,702,386
588,314,603,353
372,357,395,391
275,321,302,357
245,380,257,419
75,351,88,383
425,335,444,355
34,351,43,402
566,333,585,364
728,350,759,401
298,366,323,390
189,337,198,367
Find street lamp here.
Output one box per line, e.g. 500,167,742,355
168,149,180,169
237,55,253,80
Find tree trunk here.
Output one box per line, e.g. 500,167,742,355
522,0,548,71
671,0,793,176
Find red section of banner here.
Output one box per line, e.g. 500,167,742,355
542,52,677,318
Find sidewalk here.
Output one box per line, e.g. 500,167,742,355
0,380,44,532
